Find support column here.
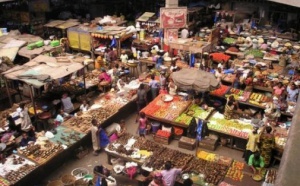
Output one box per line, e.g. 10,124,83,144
165,0,178,8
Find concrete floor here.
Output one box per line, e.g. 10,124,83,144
42,112,247,186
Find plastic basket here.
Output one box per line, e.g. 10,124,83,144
61,174,76,186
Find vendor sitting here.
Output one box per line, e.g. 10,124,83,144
109,119,126,142
80,100,89,112
20,132,36,147
98,68,112,92
54,109,70,126
248,151,265,175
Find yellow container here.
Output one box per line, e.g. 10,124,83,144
139,29,145,41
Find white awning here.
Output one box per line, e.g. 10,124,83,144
267,0,300,8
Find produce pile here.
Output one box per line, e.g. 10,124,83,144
174,113,193,125
187,104,214,119
204,161,229,185
18,142,64,164
226,160,245,181
227,47,239,53
49,126,84,147
264,169,277,184
0,154,37,184
156,130,171,138
226,88,251,102
197,150,217,162
210,53,231,63
249,92,271,106
208,112,253,139
62,115,92,133
245,49,264,58
142,94,190,121
210,84,230,97
144,148,193,170
223,38,236,45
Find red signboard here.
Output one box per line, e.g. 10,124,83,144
160,8,187,29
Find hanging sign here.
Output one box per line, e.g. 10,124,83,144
160,8,187,29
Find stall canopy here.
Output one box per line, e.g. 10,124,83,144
171,68,220,92
2,55,84,88
267,0,300,8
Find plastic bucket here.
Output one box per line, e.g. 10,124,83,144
151,122,161,133
47,180,63,186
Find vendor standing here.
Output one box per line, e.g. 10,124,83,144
91,119,100,156
286,82,299,102
19,103,34,137
244,127,260,162
149,74,160,100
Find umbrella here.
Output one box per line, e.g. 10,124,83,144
171,68,220,93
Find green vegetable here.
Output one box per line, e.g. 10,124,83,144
245,49,264,58
223,37,236,45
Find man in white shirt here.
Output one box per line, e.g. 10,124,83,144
181,28,189,39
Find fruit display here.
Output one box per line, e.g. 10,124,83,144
264,169,277,184
210,85,231,97
226,160,245,181
226,88,251,102
245,49,264,58
0,154,37,184
186,104,214,120
174,113,193,125
18,142,64,165
142,94,191,121
208,112,253,139
249,92,271,107
49,126,85,147
184,157,207,173
210,53,231,62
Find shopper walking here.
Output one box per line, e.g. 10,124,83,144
138,112,148,138
136,84,148,121
149,74,159,100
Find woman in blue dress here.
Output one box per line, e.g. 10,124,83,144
98,127,110,149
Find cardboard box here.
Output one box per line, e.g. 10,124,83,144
178,136,196,150
198,137,217,151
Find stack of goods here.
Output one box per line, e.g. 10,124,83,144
18,142,64,164
249,93,271,107
49,126,84,147
0,154,37,184
175,113,193,125
142,94,190,121
208,112,253,139
93,93,129,111
226,88,251,102
227,47,239,53
263,169,277,185
225,160,245,182
210,85,231,97
187,104,214,119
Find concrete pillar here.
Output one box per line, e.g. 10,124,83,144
276,97,300,185
165,0,178,8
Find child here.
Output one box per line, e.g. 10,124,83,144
138,112,148,138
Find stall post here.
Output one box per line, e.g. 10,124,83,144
82,61,87,95
29,85,37,120
4,77,13,107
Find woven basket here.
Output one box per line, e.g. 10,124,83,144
74,178,89,186
47,180,63,186
61,174,76,186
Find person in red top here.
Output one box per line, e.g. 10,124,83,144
273,82,285,97
98,69,112,83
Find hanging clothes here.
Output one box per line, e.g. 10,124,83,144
190,53,195,67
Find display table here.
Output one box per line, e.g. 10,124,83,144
142,94,192,128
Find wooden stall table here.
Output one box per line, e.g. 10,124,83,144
225,49,245,58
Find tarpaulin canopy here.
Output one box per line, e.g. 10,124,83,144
2,55,84,88
267,0,300,8
171,68,220,92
